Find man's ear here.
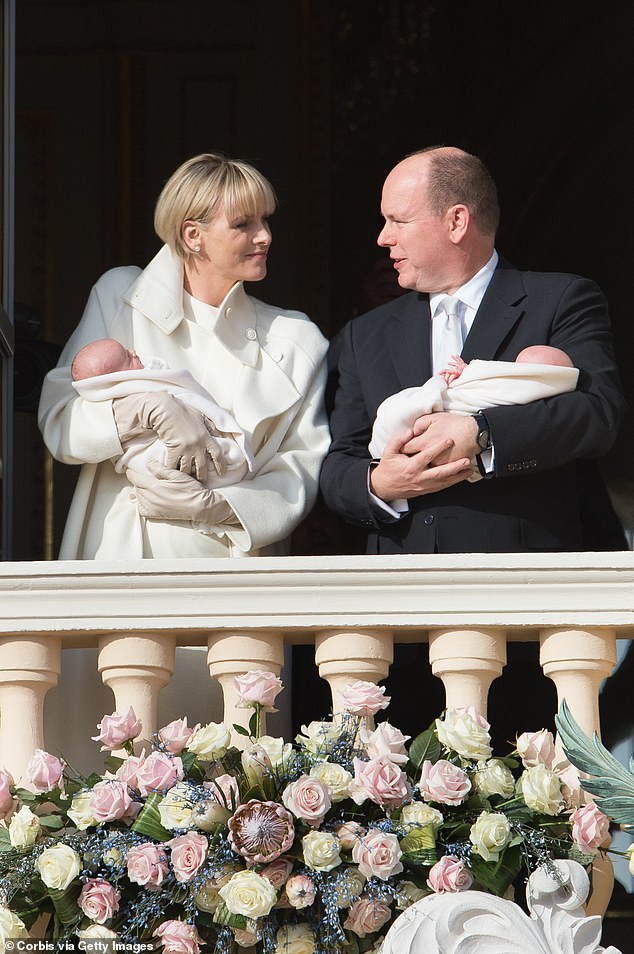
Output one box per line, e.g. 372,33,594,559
447,204,470,244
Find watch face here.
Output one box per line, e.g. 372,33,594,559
478,428,490,450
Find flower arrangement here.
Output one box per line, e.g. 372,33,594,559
0,674,607,953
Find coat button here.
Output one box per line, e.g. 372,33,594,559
424,514,435,525
246,328,257,340
226,307,232,317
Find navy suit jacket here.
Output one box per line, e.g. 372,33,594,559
320,259,627,553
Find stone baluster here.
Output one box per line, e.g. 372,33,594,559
0,636,61,780
207,631,285,745
98,634,176,749
428,628,507,718
314,629,393,718
539,626,617,918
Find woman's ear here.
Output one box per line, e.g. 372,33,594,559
182,220,202,253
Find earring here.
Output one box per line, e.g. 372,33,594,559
194,245,201,253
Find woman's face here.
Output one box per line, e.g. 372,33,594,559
195,202,272,299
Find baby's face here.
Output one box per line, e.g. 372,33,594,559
117,347,143,372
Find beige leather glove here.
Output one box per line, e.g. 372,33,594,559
113,391,223,483
126,462,235,525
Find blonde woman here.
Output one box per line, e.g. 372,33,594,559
39,153,329,559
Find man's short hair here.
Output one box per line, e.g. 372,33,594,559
411,146,500,236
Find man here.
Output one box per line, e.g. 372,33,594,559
319,146,626,740
320,146,626,554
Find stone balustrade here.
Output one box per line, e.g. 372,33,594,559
1,552,632,915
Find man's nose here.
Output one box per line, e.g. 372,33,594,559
377,223,393,247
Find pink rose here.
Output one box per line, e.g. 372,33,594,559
136,751,184,796
352,829,403,880
22,750,64,794
517,730,556,769
344,895,392,937
282,775,332,826
427,855,473,893
360,722,410,764
349,756,411,809
90,779,139,824
261,856,293,889
159,718,197,755
115,753,146,791
340,681,390,717
571,801,610,855
234,670,283,707
285,873,316,909
0,770,14,819
92,706,142,751
154,919,203,954
336,821,365,850
169,831,208,882
419,759,471,806
205,773,241,811
126,842,170,887
558,763,583,810
78,878,121,923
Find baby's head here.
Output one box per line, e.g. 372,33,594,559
515,345,573,368
71,338,144,381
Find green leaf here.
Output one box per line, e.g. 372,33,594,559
233,724,251,737
408,729,442,769
49,883,82,926
213,900,248,930
0,828,12,852
104,755,125,774
470,843,522,897
131,791,172,841
38,814,65,830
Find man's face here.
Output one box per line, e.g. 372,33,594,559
377,158,452,294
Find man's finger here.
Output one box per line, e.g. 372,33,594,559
382,429,414,457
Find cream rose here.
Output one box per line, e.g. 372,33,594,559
0,906,28,948
627,843,634,878
296,721,340,756
395,880,427,909
187,721,231,760
76,924,118,941
36,843,82,890
302,830,342,872
275,923,316,954
309,761,352,802
8,805,40,848
255,735,294,770
158,781,195,830
400,801,444,831
519,764,564,815
469,811,511,862
472,759,516,798
218,869,277,918
435,708,492,760
332,866,366,908
67,789,98,830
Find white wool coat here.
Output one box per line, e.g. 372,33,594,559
38,245,330,559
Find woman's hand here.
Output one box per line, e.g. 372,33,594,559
113,392,221,481
126,462,234,524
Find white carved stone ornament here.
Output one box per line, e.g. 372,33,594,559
381,860,622,954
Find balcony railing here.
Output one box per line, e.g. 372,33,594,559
1,552,632,915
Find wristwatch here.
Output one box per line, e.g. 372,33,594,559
472,411,491,452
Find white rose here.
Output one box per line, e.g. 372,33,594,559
627,843,634,878
400,801,444,831
473,759,516,798
158,781,195,830
519,764,564,816
0,906,28,948
435,708,492,760
332,866,366,908
296,721,340,756
469,811,511,862
192,799,231,830
395,880,427,910
187,722,231,760
309,761,352,802
36,843,82,890
256,735,294,770
275,923,316,954
218,869,277,918
302,831,342,872
67,789,98,830
8,805,40,848
77,924,118,940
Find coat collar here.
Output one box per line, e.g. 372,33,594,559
122,245,260,367
461,258,527,362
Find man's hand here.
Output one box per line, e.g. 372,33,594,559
407,412,480,465
126,462,233,524
369,428,473,502
113,392,222,482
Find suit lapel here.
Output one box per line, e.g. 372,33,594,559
462,261,528,362
385,293,432,390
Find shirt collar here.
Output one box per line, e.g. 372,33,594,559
429,250,499,318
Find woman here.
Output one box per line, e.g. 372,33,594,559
38,153,330,558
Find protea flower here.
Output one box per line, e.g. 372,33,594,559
227,799,295,863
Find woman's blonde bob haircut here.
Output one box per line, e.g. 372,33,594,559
154,153,277,261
